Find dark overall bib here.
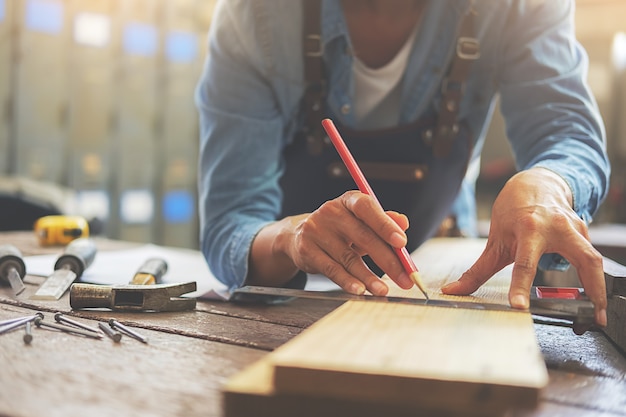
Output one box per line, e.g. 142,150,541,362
279,1,479,274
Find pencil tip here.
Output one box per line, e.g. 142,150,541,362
409,271,429,300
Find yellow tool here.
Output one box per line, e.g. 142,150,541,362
34,215,89,246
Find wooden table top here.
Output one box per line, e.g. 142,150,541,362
1,231,625,417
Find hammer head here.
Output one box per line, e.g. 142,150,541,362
70,282,197,312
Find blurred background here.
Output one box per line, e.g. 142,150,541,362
0,0,624,257
0,0,215,248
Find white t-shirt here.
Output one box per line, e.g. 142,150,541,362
353,24,419,129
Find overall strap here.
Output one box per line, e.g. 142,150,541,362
301,1,480,157
433,5,480,158
302,0,326,155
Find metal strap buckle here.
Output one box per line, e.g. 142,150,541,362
305,34,324,57
457,37,480,60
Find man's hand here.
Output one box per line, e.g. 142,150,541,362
249,190,414,296
441,168,607,327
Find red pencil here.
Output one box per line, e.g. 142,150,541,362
321,118,429,299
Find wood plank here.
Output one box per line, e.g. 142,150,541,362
0,304,265,417
386,237,511,304
267,300,547,416
223,322,626,417
224,358,626,417
224,354,470,417
224,238,549,416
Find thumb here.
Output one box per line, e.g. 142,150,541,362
441,244,509,295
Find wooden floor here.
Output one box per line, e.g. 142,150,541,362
1,231,625,417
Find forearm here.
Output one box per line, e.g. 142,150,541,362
498,1,609,222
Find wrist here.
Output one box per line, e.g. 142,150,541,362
523,167,574,208
248,218,300,286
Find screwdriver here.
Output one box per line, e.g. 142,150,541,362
31,238,97,300
130,258,168,285
0,245,27,295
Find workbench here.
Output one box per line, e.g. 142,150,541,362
0,231,625,417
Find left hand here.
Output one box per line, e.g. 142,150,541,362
441,167,607,327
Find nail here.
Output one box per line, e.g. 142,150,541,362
0,312,44,327
0,313,44,335
98,322,122,343
349,282,365,295
511,294,529,309
109,319,148,344
23,321,33,344
390,232,407,248
35,317,103,339
55,312,102,334
595,308,607,328
370,280,387,296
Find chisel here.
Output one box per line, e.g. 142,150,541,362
31,238,97,300
0,244,27,295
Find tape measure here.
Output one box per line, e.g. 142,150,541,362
34,215,89,246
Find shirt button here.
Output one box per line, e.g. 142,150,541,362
340,104,351,114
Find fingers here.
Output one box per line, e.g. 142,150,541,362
508,244,543,309
343,192,407,248
339,193,412,288
572,248,607,327
440,235,544,312
441,241,511,296
551,233,607,327
386,211,409,231
294,196,395,296
320,255,389,296
294,227,389,296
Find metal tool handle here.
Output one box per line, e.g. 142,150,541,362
130,258,168,285
69,283,113,309
0,244,26,283
54,238,97,278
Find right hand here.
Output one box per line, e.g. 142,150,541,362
272,191,415,296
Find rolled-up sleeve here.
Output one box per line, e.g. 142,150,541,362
497,0,610,224
195,0,286,289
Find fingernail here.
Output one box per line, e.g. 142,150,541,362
441,282,456,293
595,308,607,327
349,282,365,295
371,280,388,296
390,232,407,248
394,272,412,289
511,294,529,309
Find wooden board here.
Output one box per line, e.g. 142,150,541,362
224,354,473,417
0,304,265,417
224,238,548,416
386,237,512,304
269,301,547,416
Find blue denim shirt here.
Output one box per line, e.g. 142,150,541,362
195,0,610,290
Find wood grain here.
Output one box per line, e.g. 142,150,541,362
0,304,265,417
386,237,511,305
225,238,547,416
269,300,547,415
3,233,626,417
